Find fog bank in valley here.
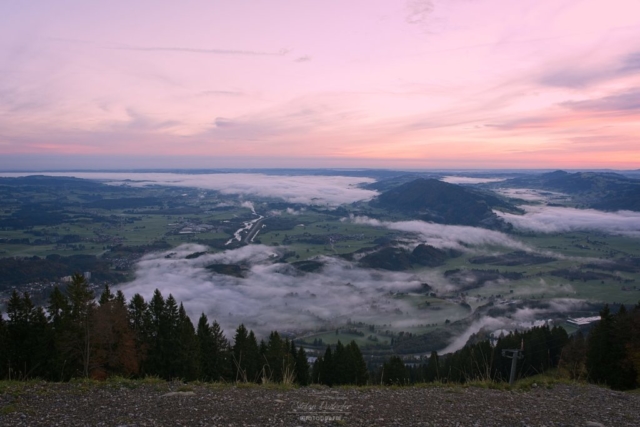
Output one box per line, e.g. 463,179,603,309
117,244,433,336
346,215,529,251
497,206,640,237
0,172,378,206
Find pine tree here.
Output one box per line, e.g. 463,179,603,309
587,305,615,386
66,273,95,378
347,341,368,385
196,315,230,382
382,356,408,385
264,331,288,382
333,341,349,385
425,351,439,382
245,330,260,382
197,314,216,381
628,302,640,386
6,291,53,379
145,289,166,377
47,286,71,380
127,293,151,374
98,285,114,306
115,291,126,306
295,346,310,385
319,346,335,386
311,357,321,384
0,314,7,379
160,294,180,379
175,304,199,381
609,305,638,389
232,324,249,381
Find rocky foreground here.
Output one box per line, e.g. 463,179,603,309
1,381,639,427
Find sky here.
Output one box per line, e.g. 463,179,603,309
1,0,639,170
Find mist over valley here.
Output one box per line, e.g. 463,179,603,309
2,169,639,355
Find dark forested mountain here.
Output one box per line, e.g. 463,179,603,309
363,173,433,192
371,178,517,229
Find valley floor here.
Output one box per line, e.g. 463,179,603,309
1,380,638,427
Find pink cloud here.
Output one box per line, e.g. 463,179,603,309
1,0,640,169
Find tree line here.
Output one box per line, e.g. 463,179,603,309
372,303,640,391
375,324,569,385
0,274,366,386
1,274,638,390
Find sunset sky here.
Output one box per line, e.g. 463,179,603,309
1,0,639,169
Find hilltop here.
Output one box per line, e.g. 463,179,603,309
1,380,638,426
372,178,518,229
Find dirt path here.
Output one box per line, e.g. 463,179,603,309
1,381,638,427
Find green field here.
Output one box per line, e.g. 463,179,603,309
2,175,640,355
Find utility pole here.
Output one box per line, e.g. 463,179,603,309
501,349,524,385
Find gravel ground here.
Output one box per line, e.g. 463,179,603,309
1,381,639,427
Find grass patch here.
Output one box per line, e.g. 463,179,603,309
106,376,140,390
0,404,17,415
0,379,42,396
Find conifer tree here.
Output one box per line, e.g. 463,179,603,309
196,315,230,382
586,305,615,385
382,356,407,385
232,324,249,381
127,293,151,373
145,289,166,377
66,273,95,378
295,346,310,386
318,346,335,386
245,330,261,382
0,315,7,379
98,285,114,306
47,286,71,380
609,305,638,390
347,341,369,385
175,303,199,381
6,291,53,379
264,331,288,382
197,314,216,381
425,351,439,382
333,341,349,385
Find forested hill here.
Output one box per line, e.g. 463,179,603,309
371,178,518,229
499,170,640,211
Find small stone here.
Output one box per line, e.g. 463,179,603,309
585,422,605,427
161,391,195,397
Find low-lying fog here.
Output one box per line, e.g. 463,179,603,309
0,172,378,206
497,206,640,237
117,242,592,354
118,243,429,336
4,171,636,353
